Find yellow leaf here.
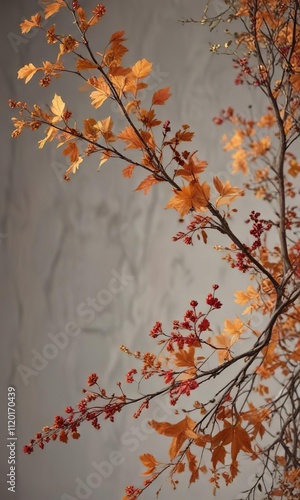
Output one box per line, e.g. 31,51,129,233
38,127,58,149
213,177,244,207
44,1,65,20
65,156,83,175
20,13,41,34
213,333,233,364
88,77,110,108
234,286,258,305
17,63,39,84
132,58,152,79
94,117,115,142
250,136,271,157
98,150,112,168
224,317,245,341
152,87,171,105
165,182,210,217
49,94,65,123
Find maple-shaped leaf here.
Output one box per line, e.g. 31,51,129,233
186,449,199,484
165,182,210,217
241,403,269,439
213,333,233,364
139,453,159,476
17,64,40,84
76,59,98,71
44,1,65,20
175,128,194,142
20,13,41,34
173,346,195,368
50,94,65,123
135,175,161,194
175,155,208,181
122,164,135,178
131,58,152,79
213,177,244,207
224,317,245,344
234,286,259,305
152,87,171,105
149,416,198,460
118,126,144,150
212,420,253,464
212,444,226,468
194,434,211,447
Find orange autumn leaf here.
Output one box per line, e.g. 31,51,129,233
88,77,111,108
44,1,65,20
213,333,233,364
76,59,98,71
139,453,159,476
186,449,199,484
94,117,115,142
152,87,172,105
118,126,145,150
122,164,135,178
17,63,39,84
109,30,126,44
288,158,300,177
135,175,160,194
149,416,198,460
20,13,41,34
234,285,259,305
131,58,152,79
83,118,99,141
212,420,253,464
212,445,226,468
213,177,244,207
165,182,210,217
175,155,208,181
173,346,196,368
63,142,80,163
224,317,245,342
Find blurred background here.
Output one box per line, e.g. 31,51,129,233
1,1,270,499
